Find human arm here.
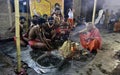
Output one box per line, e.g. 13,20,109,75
28,27,36,40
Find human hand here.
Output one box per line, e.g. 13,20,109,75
86,37,94,41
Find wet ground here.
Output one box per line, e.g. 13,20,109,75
0,25,120,75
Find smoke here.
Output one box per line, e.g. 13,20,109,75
70,25,86,42
81,0,104,22
103,0,120,13
81,0,104,13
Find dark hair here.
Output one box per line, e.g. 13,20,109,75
43,14,48,17
69,8,72,11
38,18,46,25
33,15,38,18
19,16,26,21
31,19,38,25
55,3,60,7
48,17,54,21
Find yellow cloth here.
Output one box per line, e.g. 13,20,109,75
59,40,71,58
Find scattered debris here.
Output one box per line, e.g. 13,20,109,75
110,64,120,75
96,64,110,74
114,50,120,60
86,68,93,75
115,40,120,43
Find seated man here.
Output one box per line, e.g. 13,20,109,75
79,22,102,54
24,18,38,39
28,18,52,51
9,16,28,47
43,14,48,21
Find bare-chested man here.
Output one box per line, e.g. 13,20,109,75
28,18,52,51
9,16,28,47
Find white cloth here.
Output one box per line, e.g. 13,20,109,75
68,11,73,19
100,15,105,24
95,9,104,25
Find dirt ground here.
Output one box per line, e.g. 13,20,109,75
67,27,120,75
0,26,120,75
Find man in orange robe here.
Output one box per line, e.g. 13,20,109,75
79,22,102,54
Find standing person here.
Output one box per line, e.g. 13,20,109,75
68,8,74,29
104,9,110,29
116,9,120,20
99,13,105,29
52,3,61,15
108,10,117,33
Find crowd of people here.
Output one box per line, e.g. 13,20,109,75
98,9,120,33
10,3,114,56
9,3,76,53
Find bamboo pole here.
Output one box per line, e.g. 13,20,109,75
29,0,32,17
14,0,21,72
92,0,97,24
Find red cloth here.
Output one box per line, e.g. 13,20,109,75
56,27,60,33
28,39,40,47
80,28,102,52
68,18,74,28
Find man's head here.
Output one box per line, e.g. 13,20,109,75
38,18,46,27
86,22,95,31
48,17,54,25
69,8,72,11
43,14,48,20
33,15,38,20
20,16,26,24
31,19,38,25
55,8,61,15
55,3,60,8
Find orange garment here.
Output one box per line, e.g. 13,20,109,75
114,22,120,32
68,18,74,28
79,28,102,52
